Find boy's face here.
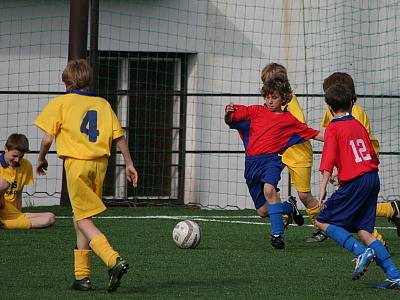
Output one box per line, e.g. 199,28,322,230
4,148,24,168
263,91,284,112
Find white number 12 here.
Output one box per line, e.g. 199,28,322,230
349,139,372,163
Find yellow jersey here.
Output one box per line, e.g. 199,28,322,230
0,155,33,205
321,103,380,154
281,94,313,167
34,92,124,160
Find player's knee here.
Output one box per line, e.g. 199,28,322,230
0,178,9,191
263,185,276,200
257,206,268,218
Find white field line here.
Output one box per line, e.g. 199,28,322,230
55,215,397,230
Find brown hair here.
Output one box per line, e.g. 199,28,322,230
323,72,356,103
324,84,353,113
261,78,292,105
62,59,93,91
5,133,29,153
261,63,288,83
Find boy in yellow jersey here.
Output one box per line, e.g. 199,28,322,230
261,63,326,243
34,59,138,293
0,133,55,229
322,72,400,246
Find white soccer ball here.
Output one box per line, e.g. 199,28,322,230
172,220,201,249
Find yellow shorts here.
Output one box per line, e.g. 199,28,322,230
64,157,108,221
0,201,31,229
287,166,312,193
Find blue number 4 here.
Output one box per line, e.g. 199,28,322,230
80,110,99,142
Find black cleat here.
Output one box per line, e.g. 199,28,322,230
305,230,328,243
107,257,129,293
71,277,92,291
389,201,400,237
287,196,304,226
270,234,285,249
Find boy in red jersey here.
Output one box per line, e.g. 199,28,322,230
322,72,400,246
34,59,138,292
315,84,400,289
225,78,323,249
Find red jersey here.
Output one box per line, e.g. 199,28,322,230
320,115,379,184
230,104,319,156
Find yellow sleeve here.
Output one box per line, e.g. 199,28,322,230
34,97,62,136
110,104,125,140
321,108,334,128
284,94,306,123
351,104,380,155
20,159,34,186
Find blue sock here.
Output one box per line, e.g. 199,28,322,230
326,225,366,256
268,203,284,236
281,200,294,214
369,240,400,279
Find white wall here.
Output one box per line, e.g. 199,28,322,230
0,0,399,208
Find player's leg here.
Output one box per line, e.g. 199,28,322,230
288,166,326,242
358,230,400,289
0,202,31,229
65,157,129,292
264,183,286,249
387,201,400,236
71,219,93,291
26,212,55,228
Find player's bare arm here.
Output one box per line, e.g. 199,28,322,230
224,103,236,125
0,179,10,209
115,136,139,188
37,133,54,176
319,170,331,208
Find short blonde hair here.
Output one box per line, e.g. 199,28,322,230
261,63,288,83
62,59,93,91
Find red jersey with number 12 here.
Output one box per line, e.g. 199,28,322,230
320,115,379,184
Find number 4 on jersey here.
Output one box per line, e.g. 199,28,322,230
80,110,99,142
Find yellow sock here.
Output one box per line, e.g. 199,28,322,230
372,229,385,243
74,249,91,280
89,234,119,269
305,205,321,226
376,202,394,218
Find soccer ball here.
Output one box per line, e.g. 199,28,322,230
172,220,201,249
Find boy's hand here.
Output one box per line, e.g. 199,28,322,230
126,164,138,188
224,103,236,114
36,159,48,176
318,190,327,209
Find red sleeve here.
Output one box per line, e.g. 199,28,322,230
231,105,258,121
288,113,319,140
319,127,337,173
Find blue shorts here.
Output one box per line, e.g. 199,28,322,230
244,153,284,209
316,171,379,233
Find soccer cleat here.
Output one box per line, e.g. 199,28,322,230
287,196,304,226
270,234,285,249
375,278,400,289
283,214,293,229
71,277,92,291
305,230,328,243
352,248,375,280
107,257,129,293
389,201,400,237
